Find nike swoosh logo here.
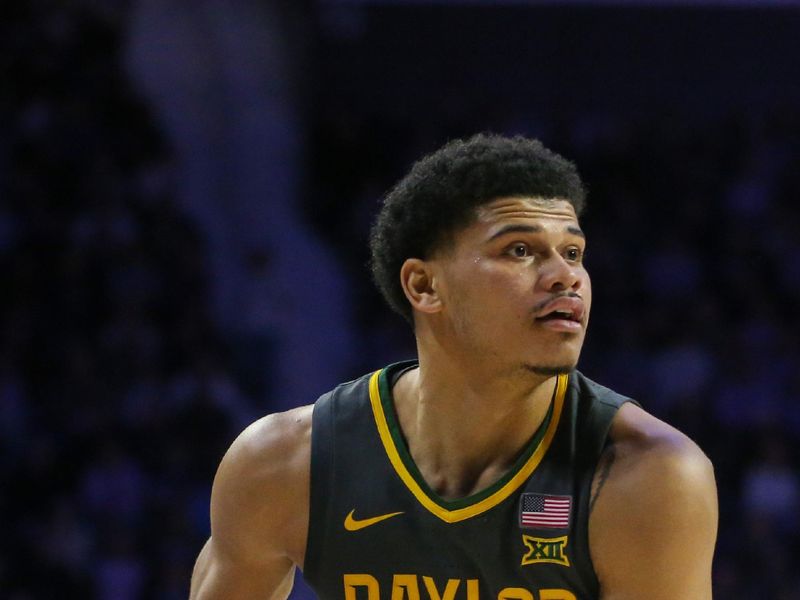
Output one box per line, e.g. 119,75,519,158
344,509,404,531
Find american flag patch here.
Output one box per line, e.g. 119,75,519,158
519,494,572,529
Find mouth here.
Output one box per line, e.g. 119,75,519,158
534,296,585,332
537,310,580,322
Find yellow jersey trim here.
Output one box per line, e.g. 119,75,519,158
368,369,567,523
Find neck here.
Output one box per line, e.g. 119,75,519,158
393,344,559,500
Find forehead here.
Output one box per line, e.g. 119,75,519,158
435,197,582,257
474,196,579,229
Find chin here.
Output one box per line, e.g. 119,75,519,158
523,363,576,377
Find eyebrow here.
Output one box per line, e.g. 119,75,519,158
487,223,585,241
567,226,586,239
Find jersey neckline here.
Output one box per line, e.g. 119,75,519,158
368,361,567,523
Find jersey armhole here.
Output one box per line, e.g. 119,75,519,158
577,396,639,593
302,391,335,579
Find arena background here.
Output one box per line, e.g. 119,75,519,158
2,1,799,598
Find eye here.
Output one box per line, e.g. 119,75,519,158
508,243,530,258
564,247,584,262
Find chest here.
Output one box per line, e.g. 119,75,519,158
304,371,602,600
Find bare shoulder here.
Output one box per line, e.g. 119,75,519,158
589,402,718,600
211,404,314,567
603,402,714,490
190,405,314,599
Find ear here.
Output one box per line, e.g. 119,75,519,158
400,258,442,315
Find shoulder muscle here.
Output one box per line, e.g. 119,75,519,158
590,403,718,600
211,405,313,567
190,405,313,599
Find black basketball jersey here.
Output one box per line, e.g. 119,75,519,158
304,361,636,600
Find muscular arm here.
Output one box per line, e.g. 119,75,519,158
590,403,718,600
190,406,313,600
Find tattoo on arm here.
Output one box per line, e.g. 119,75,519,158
589,446,616,515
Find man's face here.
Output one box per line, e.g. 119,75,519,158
429,196,591,376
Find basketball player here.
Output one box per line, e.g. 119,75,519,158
190,134,718,599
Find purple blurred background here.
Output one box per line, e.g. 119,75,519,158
2,1,799,598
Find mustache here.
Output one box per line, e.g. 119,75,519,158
530,291,583,315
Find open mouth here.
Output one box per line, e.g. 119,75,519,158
536,310,579,323
533,296,585,330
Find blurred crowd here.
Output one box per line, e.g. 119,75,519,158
0,4,256,598
1,2,799,599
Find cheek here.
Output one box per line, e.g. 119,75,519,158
487,272,536,323
449,258,533,306
581,272,592,316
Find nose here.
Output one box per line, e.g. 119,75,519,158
538,253,582,293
